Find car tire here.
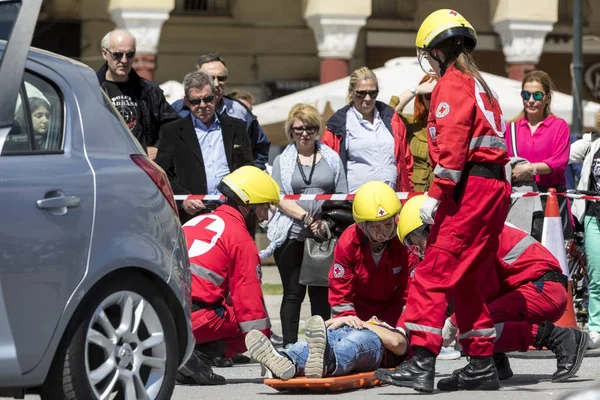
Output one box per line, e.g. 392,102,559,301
39,278,179,400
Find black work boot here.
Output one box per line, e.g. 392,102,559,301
534,321,589,382
305,315,336,378
177,349,226,385
437,355,500,391
212,356,233,367
452,353,513,380
375,346,436,393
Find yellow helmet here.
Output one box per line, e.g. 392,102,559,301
218,166,280,205
352,181,401,223
415,9,477,52
397,194,428,243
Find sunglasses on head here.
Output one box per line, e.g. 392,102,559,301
291,125,319,135
187,94,215,105
104,48,136,61
521,90,545,101
354,89,379,98
209,75,228,83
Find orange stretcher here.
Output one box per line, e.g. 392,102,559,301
264,371,383,392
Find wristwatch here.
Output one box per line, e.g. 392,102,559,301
409,87,417,96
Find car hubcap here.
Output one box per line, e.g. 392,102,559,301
85,291,167,400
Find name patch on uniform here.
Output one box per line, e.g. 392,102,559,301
333,263,345,278
428,126,437,140
392,266,403,275
436,102,450,118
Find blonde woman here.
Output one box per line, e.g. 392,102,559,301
321,67,413,193
261,103,348,347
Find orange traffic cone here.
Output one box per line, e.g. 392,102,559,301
541,188,577,329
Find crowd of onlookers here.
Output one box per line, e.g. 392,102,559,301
95,28,600,355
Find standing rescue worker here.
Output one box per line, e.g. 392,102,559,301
375,9,511,393
378,195,590,389
177,166,280,385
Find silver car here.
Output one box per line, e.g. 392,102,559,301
0,1,193,399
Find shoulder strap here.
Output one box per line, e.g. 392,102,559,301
510,122,518,158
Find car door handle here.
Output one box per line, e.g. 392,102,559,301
37,195,80,209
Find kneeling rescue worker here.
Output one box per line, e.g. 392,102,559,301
374,8,512,393
177,166,280,385
376,195,590,389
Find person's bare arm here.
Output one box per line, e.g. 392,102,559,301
278,199,310,221
364,319,407,356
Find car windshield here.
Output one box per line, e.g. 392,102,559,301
0,1,21,64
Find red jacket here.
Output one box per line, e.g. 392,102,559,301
182,205,270,337
329,224,418,325
427,64,509,201
322,102,414,192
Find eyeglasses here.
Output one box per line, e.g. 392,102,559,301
209,75,228,83
291,125,319,135
104,48,136,61
187,94,215,105
424,93,432,101
521,90,545,101
354,89,379,98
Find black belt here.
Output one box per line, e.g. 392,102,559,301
192,300,219,312
533,271,568,291
464,162,505,180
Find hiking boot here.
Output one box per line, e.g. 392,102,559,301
245,330,295,380
437,356,500,391
375,346,436,393
177,349,226,385
534,321,589,382
305,315,335,378
452,353,513,381
211,357,233,367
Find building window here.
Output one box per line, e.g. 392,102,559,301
174,0,231,15
371,0,418,21
558,0,591,27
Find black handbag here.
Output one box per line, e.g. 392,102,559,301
299,222,337,287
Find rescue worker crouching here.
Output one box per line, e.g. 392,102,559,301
244,181,418,379
177,166,280,385
376,195,590,389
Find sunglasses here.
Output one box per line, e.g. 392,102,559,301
209,75,228,83
187,94,215,105
104,48,136,61
291,125,319,135
521,90,545,101
354,89,379,98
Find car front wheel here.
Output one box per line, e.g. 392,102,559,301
40,278,178,400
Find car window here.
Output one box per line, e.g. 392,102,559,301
1,71,64,155
0,1,20,65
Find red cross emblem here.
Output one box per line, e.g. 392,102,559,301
449,10,458,16
196,217,219,242
479,93,503,132
439,106,447,113
333,263,345,278
378,208,386,216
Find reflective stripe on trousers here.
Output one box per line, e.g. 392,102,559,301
239,317,271,333
405,322,443,336
458,327,496,340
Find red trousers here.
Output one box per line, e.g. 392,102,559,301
490,281,567,352
401,176,510,357
191,304,247,358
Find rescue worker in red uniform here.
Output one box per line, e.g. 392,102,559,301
177,166,281,385
244,181,418,379
374,9,511,393
377,195,590,388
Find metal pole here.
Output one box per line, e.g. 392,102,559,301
571,0,583,134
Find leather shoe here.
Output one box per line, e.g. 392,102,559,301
375,346,436,393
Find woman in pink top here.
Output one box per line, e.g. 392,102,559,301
505,70,573,240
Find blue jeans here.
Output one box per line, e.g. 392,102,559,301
284,326,384,376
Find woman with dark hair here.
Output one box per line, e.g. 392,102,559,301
376,9,510,393
506,70,573,240
15,97,52,148
392,75,439,191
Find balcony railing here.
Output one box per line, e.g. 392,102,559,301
173,0,232,15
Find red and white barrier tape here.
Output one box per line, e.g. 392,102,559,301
173,192,600,202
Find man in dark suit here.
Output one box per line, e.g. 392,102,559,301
156,71,253,224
